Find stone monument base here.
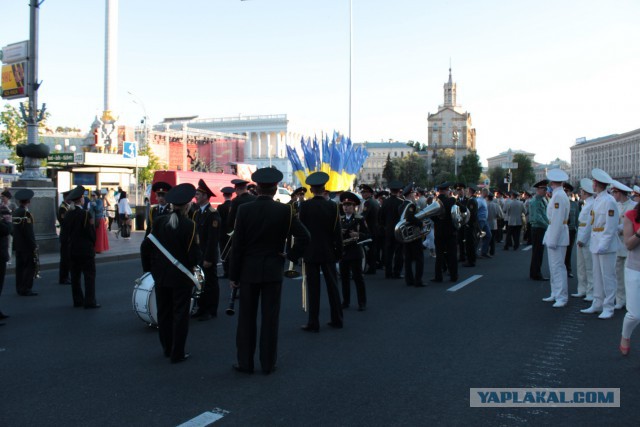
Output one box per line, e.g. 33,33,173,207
11,179,59,254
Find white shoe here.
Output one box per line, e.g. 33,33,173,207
552,301,567,308
583,296,594,302
542,296,555,302
598,310,614,319
614,303,625,310
571,293,585,298
580,306,602,314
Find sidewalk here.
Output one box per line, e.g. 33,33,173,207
7,229,145,274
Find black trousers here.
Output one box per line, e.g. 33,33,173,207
404,240,424,286
155,284,192,361
15,250,35,295
197,265,219,316
490,228,497,255
496,219,505,242
434,232,458,281
565,229,577,274
70,256,96,306
457,231,466,261
59,239,70,283
220,235,231,277
464,224,478,265
529,227,546,279
384,235,403,277
305,262,343,328
236,280,281,372
0,260,6,297
340,258,366,307
505,225,522,249
365,235,378,272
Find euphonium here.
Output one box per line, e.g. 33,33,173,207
193,265,205,294
451,205,470,229
394,200,442,243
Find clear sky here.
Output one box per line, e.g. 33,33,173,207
1,0,639,166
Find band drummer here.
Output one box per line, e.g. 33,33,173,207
12,189,37,297
145,181,172,236
141,183,199,363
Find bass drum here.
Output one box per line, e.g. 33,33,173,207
132,273,197,326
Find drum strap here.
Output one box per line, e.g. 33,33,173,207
148,234,200,289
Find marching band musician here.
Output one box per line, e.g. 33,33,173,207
431,182,458,283
379,181,404,279
454,183,468,263
462,186,479,268
299,172,344,332
400,185,426,287
141,183,199,364
145,181,173,237
190,179,221,321
359,184,379,275
338,191,370,310
563,183,579,278
230,168,310,374
61,186,100,309
573,178,595,300
0,204,12,323
12,189,38,297
542,169,571,308
58,190,72,285
217,186,235,279
227,179,257,231
288,187,307,216
581,168,620,319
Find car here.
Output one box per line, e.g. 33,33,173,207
275,187,291,204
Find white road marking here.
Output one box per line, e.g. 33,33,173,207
521,245,532,251
177,409,228,427
447,275,483,292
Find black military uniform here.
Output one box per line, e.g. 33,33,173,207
359,184,379,274
379,181,404,279
374,190,389,267
299,172,343,332
432,183,458,282
230,168,310,374
141,183,199,363
0,204,13,320
57,190,72,285
190,179,221,320
454,183,468,262
145,181,173,237
12,189,37,296
400,186,426,287
338,192,370,310
227,179,257,230
60,186,99,308
463,187,479,267
217,186,235,278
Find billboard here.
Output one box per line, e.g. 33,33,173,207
1,62,27,99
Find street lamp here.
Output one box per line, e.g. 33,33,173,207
127,91,148,149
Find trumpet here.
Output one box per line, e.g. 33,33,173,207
220,230,234,262
12,216,29,224
226,287,238,316
193,265,205,293
34,247,41,279
284,235,302,278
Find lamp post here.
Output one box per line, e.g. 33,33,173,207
127,91,148,149
349,0,353,142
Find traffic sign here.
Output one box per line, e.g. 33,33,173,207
47,153,74,162
501,162,518,169
123,141,137,159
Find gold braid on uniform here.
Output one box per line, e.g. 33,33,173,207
188,222,196,251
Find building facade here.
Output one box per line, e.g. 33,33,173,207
533,158,571,183
570,128,640,186
486,149,536,171
426,68,477,174
356,141,414,187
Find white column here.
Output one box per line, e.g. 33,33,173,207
267,132,272,159
277,132,283,158
257,132,262,158
245,132,252,159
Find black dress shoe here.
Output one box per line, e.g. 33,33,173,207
301,324,319,332
73,303,84,308
531,276,549,281
20,291,38,296
430,278,443,283
84,304,101,309
171,353,191,364
363,270,376,275
59,279,72,285
358,305,366,311
450,276,459,282
568,273,574,278
414,282,426,287
197,313,213,321
327,322,343,329
341,303,350,309
462,263,475,267
262,366,277,375
392,274,404,279
232,364,254,374
0,312,9,320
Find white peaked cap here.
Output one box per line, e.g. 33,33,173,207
580,178,594,194
591,168,613,185
611,180,633,193
546,168,569,182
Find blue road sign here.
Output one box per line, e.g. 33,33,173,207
123,141,137,159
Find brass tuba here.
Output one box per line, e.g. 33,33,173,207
451,204,470,230
394,200,442,243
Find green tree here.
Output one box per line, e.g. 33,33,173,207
382,153,395,184
431,149,455,184
396,153,428,187
511,153,535,190
489,166,508,192
136,145,165,184
458,150,482,187
0,103,50,168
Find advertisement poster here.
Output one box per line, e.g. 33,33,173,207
1,62,27,99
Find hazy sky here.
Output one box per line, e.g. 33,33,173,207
1,0,638,165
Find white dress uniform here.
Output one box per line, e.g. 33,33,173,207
542,185,570,306
615,197,637,309
584,189,620,318
575,195,594,298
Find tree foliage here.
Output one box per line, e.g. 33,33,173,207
394,154,428,187
431,149,455,185
511,153,536,190
382,153,395,184
489,166,508,192
137,145,165,184
458,150,482,187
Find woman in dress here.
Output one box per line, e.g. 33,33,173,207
105,189,117,231
117,191,132,239
620,202,640,355
90,191,109,253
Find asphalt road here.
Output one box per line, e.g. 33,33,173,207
1,246,639,426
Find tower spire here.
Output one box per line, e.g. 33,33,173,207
443,62,456,107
